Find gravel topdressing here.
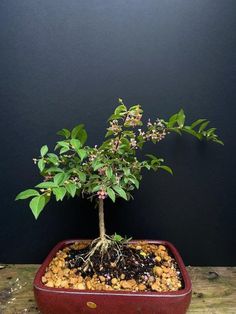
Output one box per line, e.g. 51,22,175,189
42,241,183,292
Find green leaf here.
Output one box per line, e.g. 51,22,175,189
47,153,59,165
78,171,86,182
54,173,66,185
128,178,139,189
107,187,116,202
40,145,48,157
213,138,224,145
71,124,84,139
112,185,128,200
106,167,113,179
167,113,178,127
77,129,88,146
57,128,70,139
206,128,217,136
47,153,59,159
94,163,104,171
36,182,58,188
89,174,100,179
108,113,121,121
117,138,129,153
134,179,139,189
66,182,77,197
77,149,87,161
105,130,114,138
142,162,151,170
92,160,104,171
70,139,81,150
15,189,39,200
44,194,51,207
199,121,210,132
172,128,182,135
159,165,173,175
46,167,63,173
129,104,142,111
71,125,87,145
100,139,112,149
123,131,135,137
92,185,101,193
190,119,207,129
177,109,185,128
38,159,45,172
29,195,46,219
113,233,123,242
123,168,130,176
145,154,160,161
146,155,163,167
115,104,127,115
52,187,66,201
182,127,202,140
56,141,70,148
59,147,69,154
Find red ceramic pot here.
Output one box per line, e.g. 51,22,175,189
34,239,192,314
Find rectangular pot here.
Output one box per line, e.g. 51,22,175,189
34,239,192,314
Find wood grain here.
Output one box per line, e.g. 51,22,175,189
0,265,235,313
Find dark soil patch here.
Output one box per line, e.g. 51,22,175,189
42,241,183,292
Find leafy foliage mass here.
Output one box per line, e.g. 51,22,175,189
16,99,223,219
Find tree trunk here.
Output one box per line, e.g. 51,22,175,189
98,199,106,239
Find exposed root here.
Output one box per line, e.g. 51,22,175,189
81,235,124,272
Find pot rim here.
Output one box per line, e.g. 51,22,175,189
34,239,192,297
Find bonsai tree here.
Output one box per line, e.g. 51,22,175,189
16,99,223,267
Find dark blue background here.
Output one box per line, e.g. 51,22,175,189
0,0,235,265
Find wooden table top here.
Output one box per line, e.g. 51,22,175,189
0,265,235,313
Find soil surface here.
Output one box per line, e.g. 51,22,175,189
42,241,183,292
